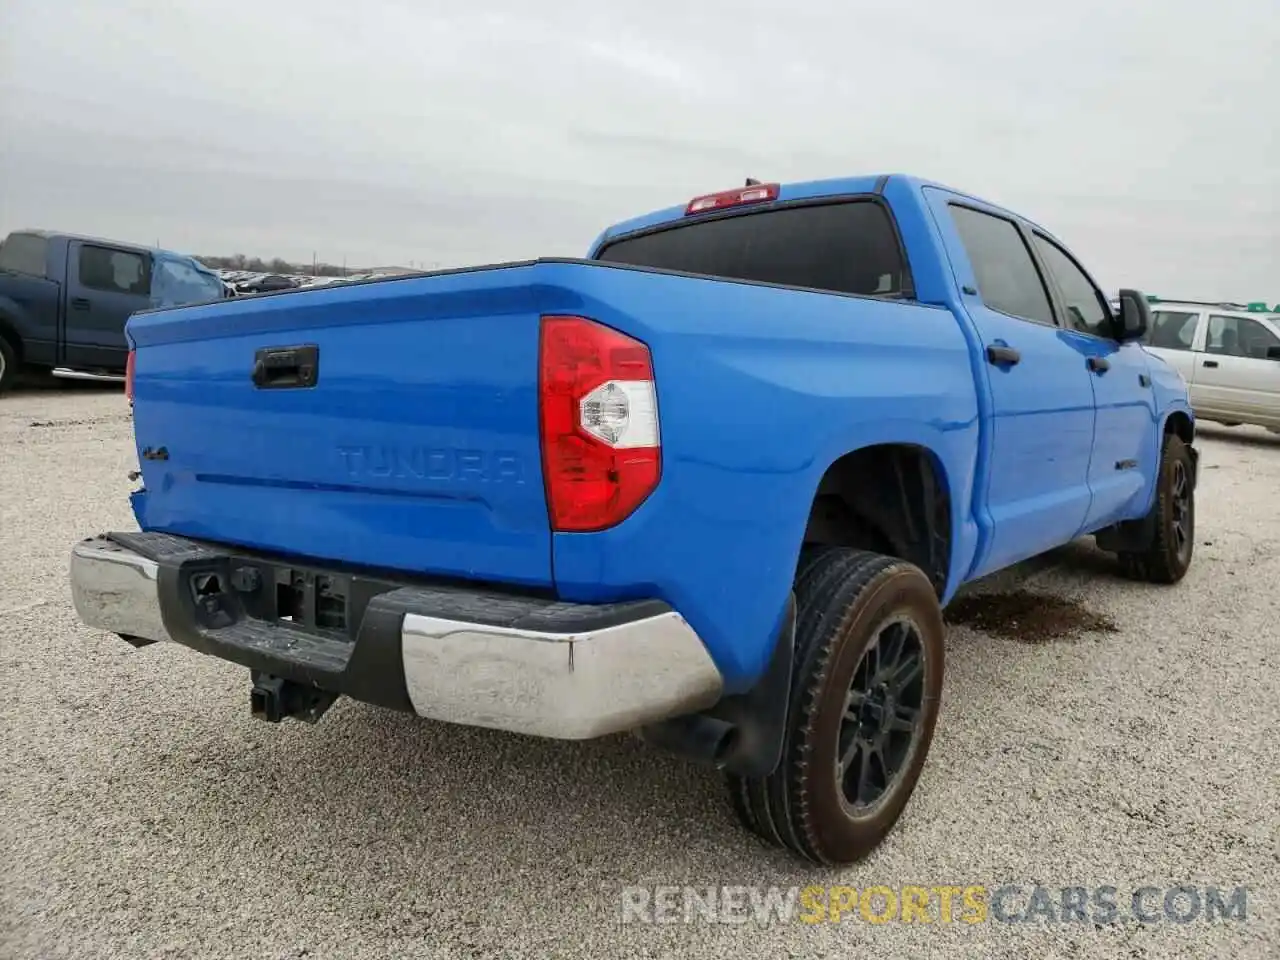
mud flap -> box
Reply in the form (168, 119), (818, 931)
(639, 594), (796, 778)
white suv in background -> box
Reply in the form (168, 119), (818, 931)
(1135, 299), (1280, 432)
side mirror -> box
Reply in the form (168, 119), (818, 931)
(1267, 345), (1280, 361)
(1115, 288), (1150, 343)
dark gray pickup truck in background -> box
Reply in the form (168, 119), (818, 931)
(0, 230), (228, 394)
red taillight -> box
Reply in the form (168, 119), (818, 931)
(125, 350), (136, 404)
(685, 182), (779, 216)
(539, 315), (661, 532)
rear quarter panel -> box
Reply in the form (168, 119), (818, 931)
(0, 236), (66, 366)
(536, 261), (980, 691)
(0, 280), (60, 365)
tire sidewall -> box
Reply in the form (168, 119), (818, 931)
(1157, 436), (1194, 575)
(0, 335), (15, 392)
(801, 567), (945, 861)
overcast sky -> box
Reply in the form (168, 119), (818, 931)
(1, 0), (1277, 296)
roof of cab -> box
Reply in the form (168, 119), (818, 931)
(8, 228), (154, 256)
(1151, 301), (1280, 320)
(1146, 296), (1274, 316)
(589, 173), (1051, 253)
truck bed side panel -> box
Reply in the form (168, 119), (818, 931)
(537, 262), (981, 691)
(0, 277), (60, 366)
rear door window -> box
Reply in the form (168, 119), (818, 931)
(596, 200), (910, 298)
(1146, 311), (1198, 351)
(948, 205), (1055, 325)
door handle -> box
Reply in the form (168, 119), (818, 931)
(1203, 360), (1219, 368)
(985, 344), (1021, 367)
(71, 297), (91, 310)
(1087, 356), (1110, 374)
(1139, 374), (1151, 388)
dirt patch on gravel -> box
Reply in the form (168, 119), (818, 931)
(28, 415), (131, 428)
(945, 589), (1119, 642)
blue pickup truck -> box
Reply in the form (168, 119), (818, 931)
(69, 174), (1197, 865)
(0, 230), (227, 393)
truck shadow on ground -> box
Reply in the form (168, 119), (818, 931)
(1194, 422), (1280, 450)
(100, 541), (1136, 910)
(958, 536), (1132, 588)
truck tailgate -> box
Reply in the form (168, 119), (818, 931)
(126, 266), (553, 587)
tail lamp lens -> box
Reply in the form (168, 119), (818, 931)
(538, 315), (660, 532)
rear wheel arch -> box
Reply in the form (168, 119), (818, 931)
(800, 443), (953, 598)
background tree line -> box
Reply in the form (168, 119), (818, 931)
(195, 254), (354, 277)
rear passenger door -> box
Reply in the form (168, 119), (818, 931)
(1028, 232), (1158, 532)
(63, 241), (153, 370)
(926, 190), (1097, 577)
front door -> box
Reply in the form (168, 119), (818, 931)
(927, 190), (1098, 578)
(1028, 232), (1158, 531)
(61, 241), (153, 371)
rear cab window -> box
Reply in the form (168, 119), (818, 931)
(0, 232), (50, 278)
(595, 199), (911, 298)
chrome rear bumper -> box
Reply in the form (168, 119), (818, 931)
(69, 534), (723, 739)
(70, 538), (168, 644)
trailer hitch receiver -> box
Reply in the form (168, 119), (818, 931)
(250, 671), (339, 724)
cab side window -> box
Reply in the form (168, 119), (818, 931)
(0, 232), (49, 277)
(1206, 315), (1280, 359)
(1031, 234), (1112, 338)
(949, 205), (1055, 325)
(79, 245), (151, 296)
(1146, 311), (1198, 351)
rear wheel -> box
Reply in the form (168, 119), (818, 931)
(0, 335), (18, 395)
(725, 547), (945, 865)
(1116, 434), (1195, 584)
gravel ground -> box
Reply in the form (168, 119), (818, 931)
(2, 384), (1277, 960)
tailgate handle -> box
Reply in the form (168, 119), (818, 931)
(252, 345), (319, 389)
